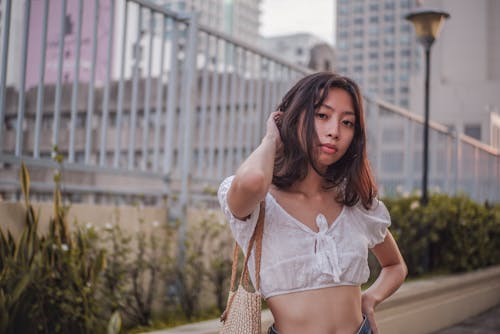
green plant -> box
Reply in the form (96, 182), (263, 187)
(0, 164), (41, 333)
(0, 163), (111, 333)
(383, 193), (500, 277)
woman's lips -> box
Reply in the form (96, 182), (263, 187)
(320, 144), (338, 154)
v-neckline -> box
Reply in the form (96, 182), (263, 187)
(267, 192), (345, 234)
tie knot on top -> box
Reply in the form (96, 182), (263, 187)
(316, 213), (329, 234)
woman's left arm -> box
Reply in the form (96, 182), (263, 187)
(362, 231), (407, 334)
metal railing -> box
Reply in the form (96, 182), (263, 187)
(0, 0), (498, 206)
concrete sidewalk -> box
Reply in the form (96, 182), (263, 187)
(145, 266), (500, 334)
(433, 304), (500, 334)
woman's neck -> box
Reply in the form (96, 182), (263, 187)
(287, 166), (332, 198)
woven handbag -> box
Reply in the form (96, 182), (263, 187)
(220, 202), (265, 334)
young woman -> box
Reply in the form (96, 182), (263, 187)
(218, 72), (407, 334)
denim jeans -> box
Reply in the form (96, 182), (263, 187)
(267, 315), (372, 334)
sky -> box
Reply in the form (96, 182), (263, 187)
(259, 0), (337, 45)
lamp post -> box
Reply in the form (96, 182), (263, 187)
(405, 9), (449, 205)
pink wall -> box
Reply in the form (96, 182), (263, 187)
(26, 0), (113, 89)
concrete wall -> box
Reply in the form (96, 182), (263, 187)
(0, 201), (168, 237)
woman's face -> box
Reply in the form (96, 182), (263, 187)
(301, 88), (356, 170)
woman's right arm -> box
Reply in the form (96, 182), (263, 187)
(227, 111), (283, 219)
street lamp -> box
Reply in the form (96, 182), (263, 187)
(405, 8), (449, 205)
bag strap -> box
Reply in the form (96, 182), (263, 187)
(221, 201), (265, 322)
(239, 201), (265, 291)
(227, 201), (265, 292)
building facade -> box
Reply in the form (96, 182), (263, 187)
(336, 0), (500, 148)
(261, 33), (330, 69)
(335, 0), (417, 109)
(157, 0), (261, 45)
(409, 0), (500, 148)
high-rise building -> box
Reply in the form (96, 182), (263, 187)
(335, 0), (417, 108)
(261, 33), (333, 70)
(409, 0), (500, 148)
(156, 0), (261, 45)
(336, 0), (500, 148)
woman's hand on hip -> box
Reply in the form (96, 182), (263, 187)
(361, 292), (379, 334)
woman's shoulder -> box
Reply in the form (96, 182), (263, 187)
(349, 197), (389, 216)
(346, 198), (391, 247)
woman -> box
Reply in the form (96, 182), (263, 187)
(218, 72), (407, 334)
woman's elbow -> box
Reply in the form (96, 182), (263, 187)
(233, 171), (268, 197)
(399, 260), (408, 283)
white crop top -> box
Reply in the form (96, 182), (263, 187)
(218, 176), (391, 299)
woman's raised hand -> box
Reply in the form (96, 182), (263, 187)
(265, 111), (284, 151)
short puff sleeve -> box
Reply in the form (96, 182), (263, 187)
(354, 199), (391, 248)
(217, 176), (260, 251)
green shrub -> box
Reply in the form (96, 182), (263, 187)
(0, 164), (108, 334)
(383, 193), (500, 277)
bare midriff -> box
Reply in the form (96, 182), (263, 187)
(267, 285), (363, 334)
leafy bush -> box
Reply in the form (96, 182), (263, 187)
(383, 194), (500, 276)
(0, 164), (109, 334)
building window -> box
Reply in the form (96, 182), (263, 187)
(400, 49), (411, 57)
(354, 18), (364, 25)
(400, 0), (411, 9)
(400, 35), (410, 45)
(369, 16), (379, 23)
(339, 6), (349, 15)
(354, 30), (364, 37)
(338, 67), (348, 74)
(384, 14), (395, 22)
(384, 62), (395, 70)
(353, 5), (364, 14)
(369, 3), (379, 11)
(384, 87), (395, 95)
(384, 74), (394, 83)
(401, 24), (411, 33)
(339, 31), (349, 38)
(384, 26), (395, 34)
(353, 40), (363, 49)
(464, 124), (481, 140)
(384, 2), (395, 10)
(369, 63), (379, 71)
(338, 55), (349, 62)
(338, 41), (348, 50)
(384, 50), (395, 58)
(369, 39), (379, 47)
(369, 26), (379, 36)
(384, 37), (395, 46)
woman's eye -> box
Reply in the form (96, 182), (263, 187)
(343, 120), (355, 128)
(316, 113), (327, 119)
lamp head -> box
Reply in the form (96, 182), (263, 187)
(405, 9), (450, 49)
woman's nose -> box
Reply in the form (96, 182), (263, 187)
(327, 121), (340, 139)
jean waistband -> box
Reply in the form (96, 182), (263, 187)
(268, 315), (371, 334)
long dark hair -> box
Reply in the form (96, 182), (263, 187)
(273, 72), (377, 209)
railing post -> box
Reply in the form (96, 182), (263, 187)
(177, 12), (198, 267)
(15, 0), (31, 157)
(0, 0), (12, 154)
(404, 118), (413, 194)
